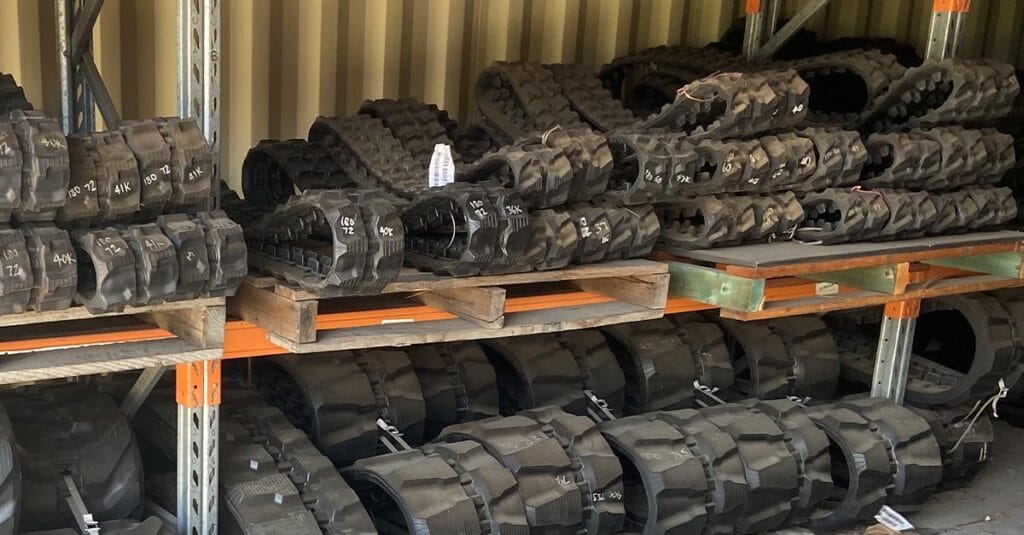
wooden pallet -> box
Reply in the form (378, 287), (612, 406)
(662, 230), (1024, 320)
(0, 297), (225, 384)
(228, 259), (669, 353)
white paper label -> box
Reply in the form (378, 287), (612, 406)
(875, 505), (914, 532)
(815, 282), (839, 296)
(428, 144), (455, 188)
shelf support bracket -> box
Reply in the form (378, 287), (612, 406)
(871, 300), (920, 404)
(926, 0), (971, 60)
(177, 360), (220, 535)
(753, 0), (831, 61)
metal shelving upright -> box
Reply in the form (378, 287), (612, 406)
(53, 1), (222, 533)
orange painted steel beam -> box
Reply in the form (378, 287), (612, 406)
(0, 327), (173, 353)
(884, 299), (921, 319)
(176, 360), (221, 407)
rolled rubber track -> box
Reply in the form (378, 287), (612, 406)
(600, 319), (696, 415)
(439, 415), (585, 534)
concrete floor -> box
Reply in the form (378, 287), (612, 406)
(906, 421), (1024, 534)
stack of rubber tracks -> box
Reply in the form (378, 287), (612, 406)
(285, 397), (947, 534)
(862, 58), (1020, 132)
(655, 185), (1017, 250)
(635, 68), (811, 139)
(793, 186), (1016, 244)
(244, 189), (404, 292)
(0, 210), (244, 315)
(605, 127), (865, 203)
(860, 127), (1015, 189)
(401, 183), (657, 277)
(1, 112), (213, 225)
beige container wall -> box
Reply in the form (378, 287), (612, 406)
(2, 0), (1023, 193)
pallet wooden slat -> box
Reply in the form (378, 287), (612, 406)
(234, 259), (671, 351)
(0, 338), (219, 385)
(271, 300), (663, 353)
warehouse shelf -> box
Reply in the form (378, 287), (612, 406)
(0, 297), (224, 384)
(18, 0), (989, 532)
(228, 259), (669, 354)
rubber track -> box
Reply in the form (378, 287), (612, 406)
(655, 409), (746, 534)
(792, 127), (866, 189)
(461, 141), (572, 209)
(72, 227), (136, 313)
(695, 404), (799, 533)
(520, 406), (625, 535)
(353, 349), (427, 447)
(401, 184), (499, 277)
(545, 64), (637, 132)
(57, 133), (101, 225)
(836, 397), (943, 512)
(405, 342), (499, 441)
(795, 188), (873, 244)
(656, 195), (735, 251)
(119, 223), (177, 305)
(478, 188), (531, 274)
(246, 189), (369, 290)
(419, 440), (530, 534)
(151, 116), (213, 209)
(989, 288), (1024, 395)
(789, 49), (906, 126)
(0, 227), (31, 314)
(0, 72), (32, 115)
(743, 399), (832, 526)
(908, 404), (993, 490)
(475, 61), (585, 141)
(309, 114), (427, 198)
(0, 401), (19, 535)
(359, 97), (465, 170)
(88, 130), (142, 221)
(666, 315), (734, 392)
(241, 139), (354, 208)
(118, 120), (174, 217)
(555, 330), (627, 415)
(535, 127), (612, 203)
(804, 405), (893, 529)
(907, 294), (1017, 406)
(714, 318), (793, 399)
(765, 316), (841, 400)
(522, 208), (577, 272)
(479, 334), (587, 416)
(347, 190), (404, 292)
(264, 353), (379, 466)
(863, 59), (1019, 132)
(220, 419), (323, 533)
(597, 414), (708, 534)
(0, 119), (24, 223)
(20, 223), (76, 311)
(343, 449), (480, 534)
(2, 385), (143, 531)
(439, 415), (585, 533)
(228, 398), (377, 534)
(10, 110), (71, 221)
(599, 319), (696, 415)
(638, 69), (809, 140)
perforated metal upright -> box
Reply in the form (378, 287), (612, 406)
(54, 1), (223, 532)
(741, 0), (971, 403)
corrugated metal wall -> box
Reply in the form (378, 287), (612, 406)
(2, 0), (1023, 192)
